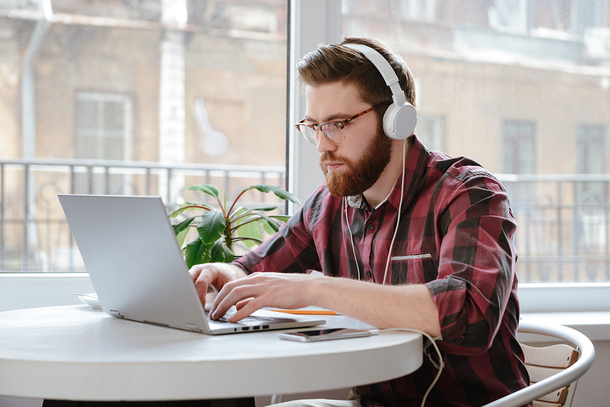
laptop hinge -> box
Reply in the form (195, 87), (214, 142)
(187, 323), (202, 332)
(110, 310), (124, 318)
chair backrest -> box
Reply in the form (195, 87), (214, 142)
(483, 321), (595, 407)
(521, 343), (579, 407)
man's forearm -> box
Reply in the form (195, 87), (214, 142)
(308, 276), (442, 337)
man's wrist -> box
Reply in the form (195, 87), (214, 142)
(305, 272), (332, 308)
(226, 263), (247, 280)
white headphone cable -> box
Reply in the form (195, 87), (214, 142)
(345, 197), (362, 281)
(380, 327), (444, 407)
(382, 138), (407, 285)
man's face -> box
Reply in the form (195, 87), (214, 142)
(304, 82), (392, 197)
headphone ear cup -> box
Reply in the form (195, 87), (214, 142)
(382, 102), (417, 140)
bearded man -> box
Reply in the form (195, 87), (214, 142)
(190, 37), (529, 407)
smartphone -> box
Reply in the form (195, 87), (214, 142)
(279, 328), (379, 342)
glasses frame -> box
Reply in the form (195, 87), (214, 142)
(295, 105), (380, 146)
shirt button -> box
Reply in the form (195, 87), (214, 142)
(367, 224), (375, 231)
(365, 271), (372, 279)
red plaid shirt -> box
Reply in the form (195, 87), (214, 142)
(236, 136), (529, 406)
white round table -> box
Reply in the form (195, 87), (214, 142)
(0, 305), (422, 401)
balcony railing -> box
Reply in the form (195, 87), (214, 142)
(0, 159), (608, 283)
(497, 173), (610, 283)
(0, 158), (286, 273)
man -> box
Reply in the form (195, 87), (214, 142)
(190, 37), (529, 407)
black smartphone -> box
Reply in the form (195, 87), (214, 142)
(278, 328), (379, 342)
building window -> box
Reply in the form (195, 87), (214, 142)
(503, 120), (536, 174)
(576, 124), (606, 202)
(576, 124), (607, 254)
(502, 120), (536, 202)
(74, 93), (133, 194)
(400, 0), (435, 21)
(416, 115), (445, 151)
(489, 0), (531, 32)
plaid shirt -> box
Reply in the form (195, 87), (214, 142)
(236, 136), (529, 406)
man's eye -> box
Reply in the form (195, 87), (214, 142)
(332, 121), (345, 129)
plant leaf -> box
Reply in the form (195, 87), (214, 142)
(197, 210), (227, 244)
(184, 239), (213, 268)
(229, 207), (251, 222)
(269, 214), (291, 222)
(209, 240), (235, 263)
(244, 184), (301, 204)
(172, 216), (196, 248)
(233, 236), (264, 245)
(169, 202), (214, 218)
(245, 206), (278, 212)
(251, 184), (300, 204)
(188, 184), (220, 200)
(258, 213), (281, 234)
(235, 216), (263, 249)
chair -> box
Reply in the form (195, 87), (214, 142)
(483, 321), (595, 407)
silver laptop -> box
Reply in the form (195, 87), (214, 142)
(58, 194), (325, 335)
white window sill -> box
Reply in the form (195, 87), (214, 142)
(0, 273), (94, 311)
(521, 311), (610, 342)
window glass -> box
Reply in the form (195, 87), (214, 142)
(0, 0), (287, 272)
(342, 0), (610, 284)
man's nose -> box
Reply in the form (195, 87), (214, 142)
(316, 133), (338, 154)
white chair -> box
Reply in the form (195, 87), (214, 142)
(483, 321), (595, 407)
(272, 322), (595, 407)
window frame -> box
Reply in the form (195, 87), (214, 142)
(1, 0), (609, 316)
(75, 92), (133, 163)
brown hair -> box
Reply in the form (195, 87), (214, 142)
(296, 37), (417, 118)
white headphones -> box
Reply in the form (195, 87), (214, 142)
(344, 43), (417, 140)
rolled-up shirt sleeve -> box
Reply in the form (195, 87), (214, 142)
(234, 187), (326, 275)
(426, 170), (518, 355)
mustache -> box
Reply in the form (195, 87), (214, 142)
(319, 152), (348, 164)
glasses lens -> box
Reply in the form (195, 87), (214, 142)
(320, 122), (344, 144)
(297, 125), (318, 145)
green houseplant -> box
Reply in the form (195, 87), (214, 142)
(169, 184), (300, 268)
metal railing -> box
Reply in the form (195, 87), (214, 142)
(497, 173), (610, 283)
(0, 158), (286, 273)
(0, 159), (608, 283)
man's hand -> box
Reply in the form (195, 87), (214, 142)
(195, 266), (441, 337)
(210, 272), (322, 322)
(189, 263), (247, 309)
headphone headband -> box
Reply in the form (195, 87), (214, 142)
(344, 43), (406, 107)
(343, 43), (417, 140)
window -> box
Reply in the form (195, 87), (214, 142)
(0, 0), (288, 308)
(503, 121), (537, 175)
(575, 124), (607, 257)
(75, 92), (133, 194)
(502, 120), (537, 203)
(400, 0), (435, 22)
(2, 0), (610, 313)
(489, 0), (531, 32)
(576, 124), (606, 204)
(416, 115), (445, 151)
(339, 0), (610, 311)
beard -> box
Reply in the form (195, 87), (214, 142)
(319, 128), (392, 197)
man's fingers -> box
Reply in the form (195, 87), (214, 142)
(193, 274), (211, 303)
(227, 299), (262, 322)
(188, 265), (202, 282)
(190, 264), (222, 305)
(211, 279), (263, 320)
(235, 297), (253, 311)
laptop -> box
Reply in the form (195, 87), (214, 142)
(58, 194), (325, 335)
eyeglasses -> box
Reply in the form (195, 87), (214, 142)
(295, 106), (378, 146)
